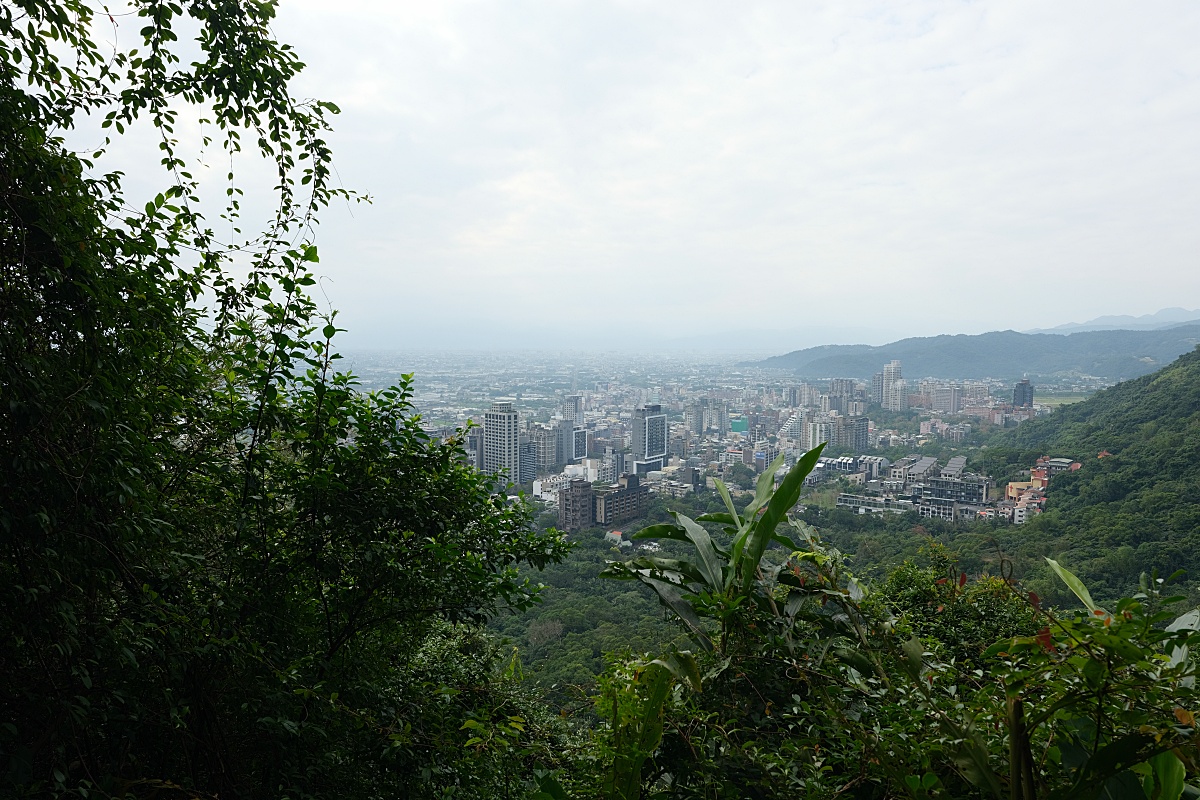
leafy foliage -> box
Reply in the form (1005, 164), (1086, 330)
(587, 452), (1200, 799)
(0, 2), (568, 797)
(982, 346), (1200, 605)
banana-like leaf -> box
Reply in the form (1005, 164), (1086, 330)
(641, 575), (713, 651)
(743, 451), (788, 520)
(954, 732), (1006, 799)
(715, 478), (741, 529)
(695, 512), (737, 528)
(832, 646), (874, 676)
(1147, 751), (1187, 800)
(900, 636), (924, 681)
(772, 532), (802, 551)
(739, 444), (825, 592)
(673, 512), (727, 593)
(631, 523), (689, 542)
(1046, 557), (1103, 615)
(628, 556), (708, 587)
(649, 650), (703, 692)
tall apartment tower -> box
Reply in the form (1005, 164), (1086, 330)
(1013, 379), (1034, 408)
(483, 401), (521, 479)
(684, 401), (705, 435)
(871, 373), (885, 405)
(562, 394), (584, 425)
(632, 404), (668, 473)
(882, 360), (907, 411)
(829, 378), (856, 398)
(933, 386), (963, 415)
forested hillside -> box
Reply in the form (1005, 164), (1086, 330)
(980, 345), (1200, 602)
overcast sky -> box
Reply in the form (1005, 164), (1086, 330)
(257, 1), (1200, 352)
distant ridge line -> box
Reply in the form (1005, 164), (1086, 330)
(748, 325), (1200, 380)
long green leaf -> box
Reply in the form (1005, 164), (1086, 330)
(714, 478), (740, 528)
(649, 650), (703, 692)
(743, 451), (788, 519)
(1046, 557), (1102, 614)
(695, 512), (737, 528)
(673, 512), (726, 592)
(630, 523), (689, 542)
(739, 443), (824, 592)
(954, 732), (1006, 800)
(641, 576), (713, 651)
(1154, 751), (1187, 800)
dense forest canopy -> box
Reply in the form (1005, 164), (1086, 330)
(1, 2), (568, 797)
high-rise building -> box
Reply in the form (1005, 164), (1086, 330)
(684, 400), (706, 435)
(518, 437), (537, 484)
(572, 427), (588, 461)
(557, 479), (595, 532)
(829, 378), (856, 398)
(871, 373), (885, 405)
(632, 404), (668, 472)
(882, 360), (906, 411)
(834, 416), (870, 453)
(803, 420), (832, 452)
(933, 386), (963, 415)
(465, 427), (485, 470)
(555, 419), (579, 465)
(1013, 379), (1034, 408)
(483, 401), (520, 479)
(593, 474), (651, 525)
(562, 394), (584, 425)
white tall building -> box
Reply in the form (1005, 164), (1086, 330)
(484, 401), (521, 478)
(882, 360), (907, 411)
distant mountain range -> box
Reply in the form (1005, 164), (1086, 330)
(1024, 307), (1200, 334)
(750, 325), (1200, 380)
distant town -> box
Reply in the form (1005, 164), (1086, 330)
(347, 351), (1097, 534)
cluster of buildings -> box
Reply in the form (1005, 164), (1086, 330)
(833, 455), (991, 521)
(834, 453), (1080, 524)
(985, 455), (1081, 524)
(428, 357), (1062, 533)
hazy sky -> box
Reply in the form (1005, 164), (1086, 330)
(260, 1), (1200, 351)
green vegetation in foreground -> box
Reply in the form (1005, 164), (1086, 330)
(574, 450), (1200, 799)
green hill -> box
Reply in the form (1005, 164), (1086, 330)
(749, 325), (1200, 380)
(983, 345), (1200, 602)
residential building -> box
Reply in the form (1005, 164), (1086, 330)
(1013, 379), (1034, 408)
(483, 402), (520, 479)
(933, 386), (962, 415)
(518, 438), (537, 484)
(594, 474), (651, 525)
(557, 479), (595, 532)
(882, 360), (906, 411)
(632, 404), (668, 473)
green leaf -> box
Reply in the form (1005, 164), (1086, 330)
(672, 512), (727, 593)
(640, 576), (713, 651)
(630, 523), (689, 542)
(738, 443), (824, 592)
(1149, 751), (1186, 800)
(901, 636), (924, 680)
(714, 478), (740, 528)
(649, 650), (703, 692)
(1046, 557), (1102, 614)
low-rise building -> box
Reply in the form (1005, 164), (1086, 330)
(594, 474), (651, 526)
